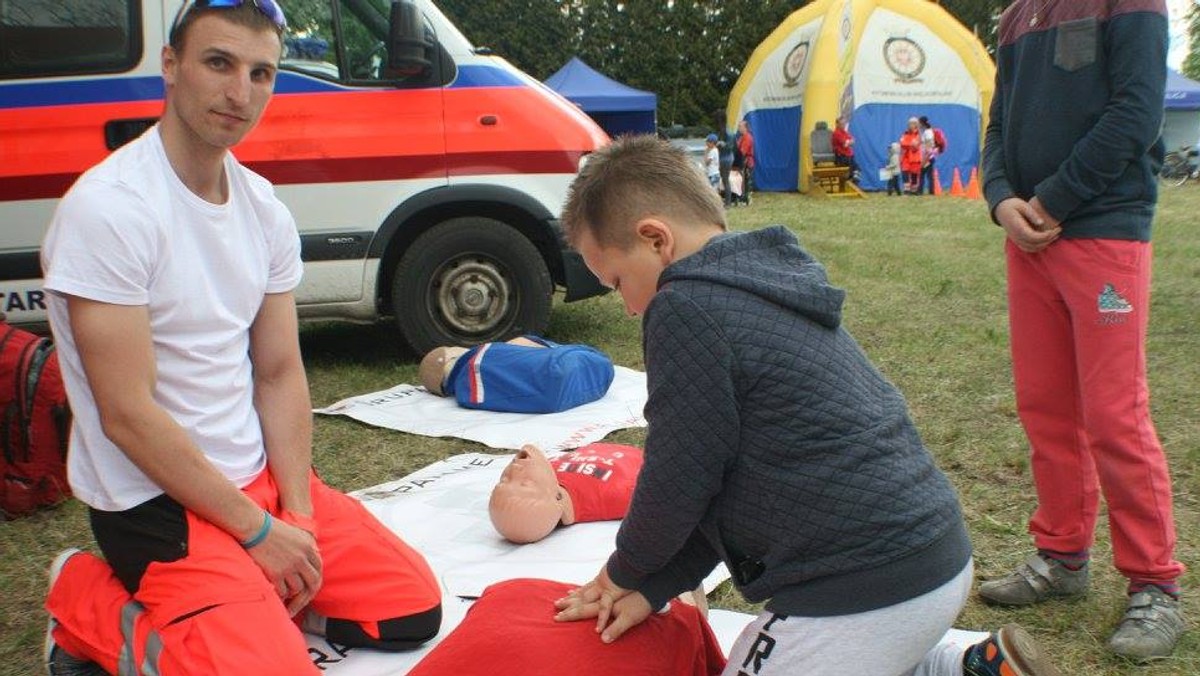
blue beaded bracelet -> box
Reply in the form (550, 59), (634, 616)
(241, 511), (272, 549)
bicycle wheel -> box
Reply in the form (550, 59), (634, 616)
(1159, 153), (1189, 187)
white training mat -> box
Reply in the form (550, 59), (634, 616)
(314, 366), (648, 451)
(304, 451), (737, 674)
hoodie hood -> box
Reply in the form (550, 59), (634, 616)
(659, 225), (845, 329)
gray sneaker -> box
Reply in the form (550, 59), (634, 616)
(978, 553), (1089, 606)
(1108, 586), (1186, 660)
(45, 549), (105, 676)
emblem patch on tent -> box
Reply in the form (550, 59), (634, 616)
(884, 37), (925, 81)
(783, 41), (811, 87)
(1098, 283), (1133, 314)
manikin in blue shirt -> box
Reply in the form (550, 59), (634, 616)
(418, 336), (615, 414)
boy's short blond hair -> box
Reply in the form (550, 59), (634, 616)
(562, 135), (726, 250)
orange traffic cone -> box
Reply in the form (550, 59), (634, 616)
(949, 167), (964, 197)
(965, 166), (982, 200)
(932, 167), (943, 196)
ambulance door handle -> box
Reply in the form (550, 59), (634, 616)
(105, 117), (159, 150)
(479, 115), (497, 126)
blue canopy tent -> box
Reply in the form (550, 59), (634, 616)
(545, 57), (657, 137)
(1163, 69), (1200, 151)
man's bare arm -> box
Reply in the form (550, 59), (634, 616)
(250, 292), (313, 519)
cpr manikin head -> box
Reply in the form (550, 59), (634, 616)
(489, 444), (576, 543)
(420, 337), (545, 396)
(418, 346), (468, 396)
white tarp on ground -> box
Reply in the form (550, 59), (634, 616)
(313, 366), (648, 451)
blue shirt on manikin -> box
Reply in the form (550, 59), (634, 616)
(443, 337), (615, 414)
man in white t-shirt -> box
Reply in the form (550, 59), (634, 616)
(41, 3), (440, 674)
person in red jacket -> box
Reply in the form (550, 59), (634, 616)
(831, 116), (860, 183)
(900, 117), (925, 194)
(735, 119), (755, 204)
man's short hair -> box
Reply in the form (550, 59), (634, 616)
(562, 135), (726, 250)
(170, 1), (284, 52)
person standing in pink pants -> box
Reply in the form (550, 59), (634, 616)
(979, 0), (1185, 661)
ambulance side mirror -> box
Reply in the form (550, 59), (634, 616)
(388, 1), (432, 77)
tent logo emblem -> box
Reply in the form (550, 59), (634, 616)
(782, 41), (810, 87)
(883, 37), (926, 82)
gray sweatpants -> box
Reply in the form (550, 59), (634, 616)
(722, 561), (975, 676)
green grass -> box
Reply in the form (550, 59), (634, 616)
(3, 188), (1197, 674)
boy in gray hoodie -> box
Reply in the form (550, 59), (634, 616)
(551, 135), (1058, 676)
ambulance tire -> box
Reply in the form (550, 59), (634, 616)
(392, 217), (553, 354)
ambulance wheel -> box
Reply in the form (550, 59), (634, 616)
(392, 217), (553, 354)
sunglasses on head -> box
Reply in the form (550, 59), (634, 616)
(172, 0), (288, 35)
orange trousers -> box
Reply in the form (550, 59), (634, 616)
(46, 470), (441, 675)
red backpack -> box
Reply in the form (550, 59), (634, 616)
(933, 128), (948, 154)
(1, 319), (72, 519)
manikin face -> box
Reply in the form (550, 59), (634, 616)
(489, 445), (565, 543)
(574, 227), (667, 317)
(496, 445), (559, 495)
(162, 14), (281, 152)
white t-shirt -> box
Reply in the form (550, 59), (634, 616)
(705, 146), (720, 178)
(41, 127), (302, 511)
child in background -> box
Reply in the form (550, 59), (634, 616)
(884, 142), (902, 196)
(727, 163), (746, 206)
(551, 135), (1059, 676)
(704, 133), (721, 193)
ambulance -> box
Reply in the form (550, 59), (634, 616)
(0, 0), (609, 354)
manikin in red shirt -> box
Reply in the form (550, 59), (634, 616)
(488, 442), (642, 544)
(418, 448), (721, 675)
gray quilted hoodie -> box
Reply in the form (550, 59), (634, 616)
(606, 225), (972, 616)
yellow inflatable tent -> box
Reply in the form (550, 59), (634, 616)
(728, 0), (994, 192)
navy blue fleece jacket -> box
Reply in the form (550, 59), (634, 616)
(605, 226), (971, 617)
(983, 0), (1168, 240)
